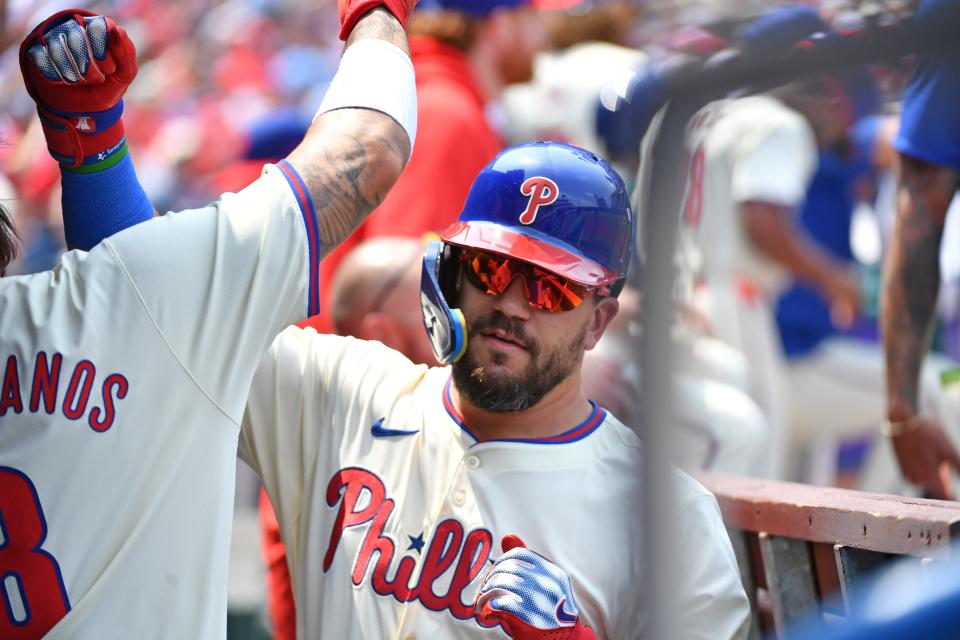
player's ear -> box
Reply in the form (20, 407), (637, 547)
(583, 296), (619, 351)
(0, 203), (18, 277)
(358, 312), (406, 353)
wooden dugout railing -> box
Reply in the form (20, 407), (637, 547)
(698, 472), (960, 639)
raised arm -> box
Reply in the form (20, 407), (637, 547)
(16, 4), (419, 416)
(19, 2), (416, 256)
(284, 8), (413, 258)
(19, 10), (153, 250)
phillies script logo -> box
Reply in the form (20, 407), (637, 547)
(324, 467), (499, 623)
(519, 177), (559, 225)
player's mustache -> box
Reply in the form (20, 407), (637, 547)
(469, 313), (536, 353)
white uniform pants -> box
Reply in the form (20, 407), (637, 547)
(785, 337), (960, 494)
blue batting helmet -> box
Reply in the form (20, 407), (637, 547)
(420, 141), (634, 364)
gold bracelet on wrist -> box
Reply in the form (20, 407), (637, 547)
(881, 414), (925, 437)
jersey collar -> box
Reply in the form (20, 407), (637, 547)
(441, 377), (606, 446)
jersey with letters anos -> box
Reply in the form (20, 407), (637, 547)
(240, 329), (751, 640)
(0, 162), (319, 639)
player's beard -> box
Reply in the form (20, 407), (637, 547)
(451, 311), (587, 412)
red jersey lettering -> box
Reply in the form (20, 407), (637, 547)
(88, 374), (129, 433)
(323, 468), (496, 622)
(5, 352), (127, 432)
(1, 355), (23, 416)
(29, 352), (62, 414)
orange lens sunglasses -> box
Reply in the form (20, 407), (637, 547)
(458, 247), (610, 312)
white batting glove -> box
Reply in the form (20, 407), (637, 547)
(475, 535), (598, 640)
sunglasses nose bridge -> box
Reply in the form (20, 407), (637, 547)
(493, 272), (534, 316)
(489, 258), (555, 312)
(485, 257), (527, 293)
(501, 263), (542, 308)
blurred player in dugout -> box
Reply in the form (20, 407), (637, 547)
(668, 15), (960, 493)
(502, 4), (771, 478)
(881, 0), (960, 500)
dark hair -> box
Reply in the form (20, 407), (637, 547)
(0, 203), (19, 276)
(548, 1), (639, 50)
(408, 10), (482, 51)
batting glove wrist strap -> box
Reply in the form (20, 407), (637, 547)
(480, 615), (598, 640)
(36, 101), (127, 170)
(20, 9), (137, 168)
(337, 0), (418, 40)
(567, 620), (598, 640)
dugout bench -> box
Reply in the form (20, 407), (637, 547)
(698, 472), (960, 639)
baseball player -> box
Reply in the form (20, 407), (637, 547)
(670, 68), (960, 487)
(0, 3), (417, 637)
(882, 0), (960, 498)
(671, 83), (847, 478)
(241, 142), (751, 639)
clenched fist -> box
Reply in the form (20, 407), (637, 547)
(20, 10), (137, 167)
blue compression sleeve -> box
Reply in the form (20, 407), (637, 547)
(59, 147), (153, 251)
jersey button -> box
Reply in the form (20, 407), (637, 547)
(465, 455), (480, 469)
(452, 490), (466, 507)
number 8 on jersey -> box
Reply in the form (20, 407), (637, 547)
(0, 467), (71, 640)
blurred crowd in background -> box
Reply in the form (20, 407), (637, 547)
(0, 0), (933, 290)
(5, 0), (958, 466)
(2, 0), (343, 274)
(0, 0), (936, 291)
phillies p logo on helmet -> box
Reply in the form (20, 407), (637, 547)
(519, 177), (559, 225)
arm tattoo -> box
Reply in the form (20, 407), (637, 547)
(346, 8), (409, 53)
(285, 7), (410, 258)
(883, 156), (959, 415)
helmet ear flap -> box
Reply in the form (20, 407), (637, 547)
(438, 243), (462, 303)
(420, 241), (468, 364)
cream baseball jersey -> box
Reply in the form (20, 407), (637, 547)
(0, 162), (319, 639)
(677, 95), (817, 298)
(240, 329), (751, 639)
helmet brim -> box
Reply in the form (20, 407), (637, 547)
(440, 221), (621, 288)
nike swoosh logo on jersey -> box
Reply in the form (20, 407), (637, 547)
(555, 599), (578, 624)
(371, 417), (419, 438)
